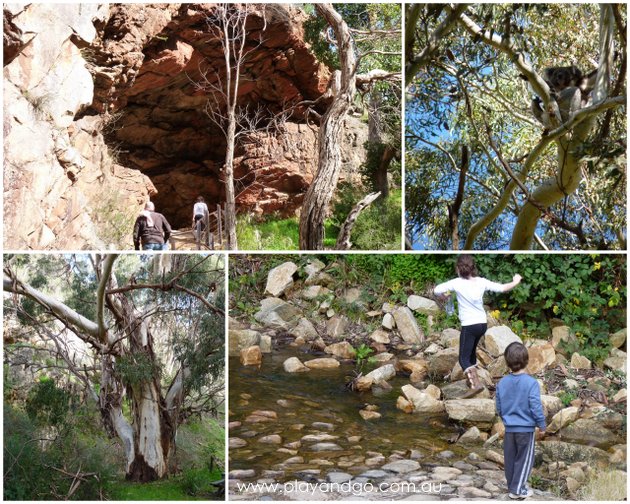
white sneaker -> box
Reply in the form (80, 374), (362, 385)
(508, 493), (525, 500)
(520, 487), (534, 498)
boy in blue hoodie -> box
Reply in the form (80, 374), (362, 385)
(496, 342), (546, 499)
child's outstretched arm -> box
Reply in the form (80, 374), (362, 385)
(500, 274), (522, 292)
(434, 279), (455, 298)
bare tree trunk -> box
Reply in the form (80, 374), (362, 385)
(224, 118), (238, 249)
(335, 191), (381, 249)
(299, 4), (357, 250)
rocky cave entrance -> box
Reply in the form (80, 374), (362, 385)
(90, 4), (330, 230)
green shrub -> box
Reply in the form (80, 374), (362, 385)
(180, 467), (222, 498)
(475, 254), (626, 362)
(4, 403), (116, 500)
(25, 376), (70, 427)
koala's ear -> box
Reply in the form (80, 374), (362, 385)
(581, 68), (598, 93)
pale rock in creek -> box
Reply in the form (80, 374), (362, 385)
(427, 347), (459, 377)
(326, 315), (348, 338)
(370, 328), (391, 344)
(440, 328), (460, 348)
(301, 285), (330, 300)
(304, 358), (340, 370)
(265, 261), (297, 297)
(393, 306), (424, 344)
(401, 384), (445, 414)
(324, 341), (356, 359)
(604, 350), (627, 373)
(381, 459), (420, 473)
(541, 395), (564, 418)
(547, 406), (579, 433)
(570, 352), (592, 369)
(551, 325), (578, 355)
(228, 329), (260, 356)
(407, 295), (440, 316)
(444, 399), (496, 423)
(290, 318), (319, 341)
(283, 356), (309, 373)
(359, 409), (381, 421)
(254, 297), (301, 331)
(382, 312), (395, 330)
(610, 328), (626, 349)
(526, 342), (556, 374)
(240, 345), (262, 366)
(483, 326), (522, 357)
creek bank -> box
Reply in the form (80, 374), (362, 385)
(229, 259), (627, 500)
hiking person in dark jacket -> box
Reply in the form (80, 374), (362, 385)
(133, 201), (172, 250)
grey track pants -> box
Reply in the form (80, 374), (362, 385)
(503, 431), (536, 495)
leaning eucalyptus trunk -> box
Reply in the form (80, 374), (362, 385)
(299, 4), (357, 250)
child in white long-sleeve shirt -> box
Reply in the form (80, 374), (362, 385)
(434, 255), (521, 396)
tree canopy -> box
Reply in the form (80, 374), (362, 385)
(406, 4), (626, 250)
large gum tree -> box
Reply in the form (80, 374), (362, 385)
(3, 253), (225, 482)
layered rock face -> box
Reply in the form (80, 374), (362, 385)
(4, 3), (367, 248)
(4, 4), (156, 249)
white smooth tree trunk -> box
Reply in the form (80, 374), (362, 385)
(510, 4), (615, 249)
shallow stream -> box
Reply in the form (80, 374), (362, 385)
(229, 347), (464, 482)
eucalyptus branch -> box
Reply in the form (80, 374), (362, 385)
(406, 4), (469, 86)
(96, 254), (117, 344)
(456, 8), (560, 125)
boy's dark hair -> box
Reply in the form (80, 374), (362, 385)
(504, 342), (529, 372)
(456, 255), (478, 279)
(197, 196), (205, 203)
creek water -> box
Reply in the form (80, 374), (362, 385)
(229, 347), (465, 481)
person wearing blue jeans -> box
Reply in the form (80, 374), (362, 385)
(496, 342), (546, 499)
(133, 201), (172, 250)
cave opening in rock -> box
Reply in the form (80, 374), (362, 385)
(93, 3), (331, 230)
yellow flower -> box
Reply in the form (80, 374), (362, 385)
(552, 305), (559, 314)
(593, 262), (601, 271)
(490, 309), (500, 319)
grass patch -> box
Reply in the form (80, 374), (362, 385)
(236, 214), (340, 250)
(576, 469), (627, 500)
(92, 417), (226, 500)
(236, 214), (299, 250)
(107, 467), (223, 501)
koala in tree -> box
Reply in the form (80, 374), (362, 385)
(543, 65), (584, 92)
(531, 66), (597, 125)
